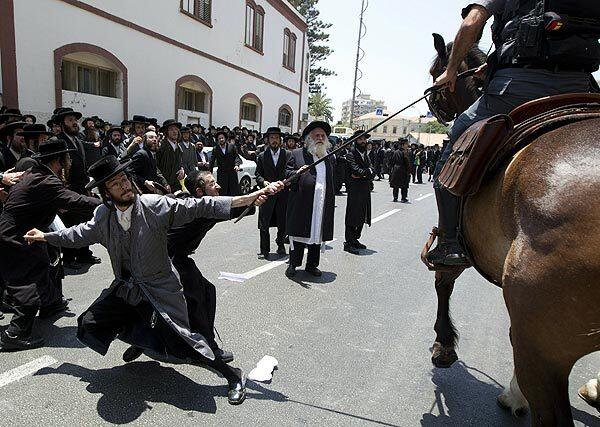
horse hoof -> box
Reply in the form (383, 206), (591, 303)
(497, 394), (528, 417)
(578, 382), (600, 413)
(431, 343), (458, 368)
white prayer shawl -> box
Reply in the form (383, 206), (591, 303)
(290, 156), (326, 250)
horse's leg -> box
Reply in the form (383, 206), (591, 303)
(431, 269), (463, 368)
(578, 371), (600, 412)
(497, 369), (529, 416)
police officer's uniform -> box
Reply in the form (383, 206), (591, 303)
(429, 0), (599, 266)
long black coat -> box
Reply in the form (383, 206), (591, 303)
(129, 148), (168, 193)
(285, 148), (335, 241)
(0, 164), (100, 307)
(389, 149), (411, 188)
(209, 143), (242, 196)
(59, 132), (88, 194)
(255, 148), (290, 230)
(156, 140), (183, 192)
(345, 148), (373, 227)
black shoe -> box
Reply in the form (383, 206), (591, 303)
(0, 331), (44, 351)
(393, 198), (398, 202)
(38, 298), (69, 319)
(63, 260), (82, 270)
(426, 240), (469, 267)
(123, 345), (144, 363)
(343, 243), (360, 255)
(78, 255), (101, 265)
(305, 266), (322, 277)
(259, 251), (270, 261)
(353, 241), (367, 250)
(401, 198), (409, 203)
(285, 265), (297, 278)
(276, 245), (286, 256)
(214, 348), (234, 363)
(228, 369), (247, 405)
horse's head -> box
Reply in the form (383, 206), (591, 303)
(428, 33), (487, 124)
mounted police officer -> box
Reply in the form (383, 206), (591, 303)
(428, 0), (600, 267)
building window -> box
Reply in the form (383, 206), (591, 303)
(180, 0), (211, 25)
(241, 102), (258, 122)
(283, 29), (296, 71)
(245, 1), (264, 53)
(178, 87), (206, 113)
(278, 106), (292, 128)
(383, 125), (388, 134)
(62, 60), (117, 98)
(392, 126), (397, 134)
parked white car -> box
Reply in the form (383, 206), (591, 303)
(203, 147), (257, 194)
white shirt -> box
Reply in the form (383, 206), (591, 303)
(270, 148), (280, 166)
(168, 139), (178, 151)
(220, 145), (227, 155)
(116, 205), (133, 231)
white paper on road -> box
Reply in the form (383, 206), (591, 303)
(218, 272), (248, 283)
(0, 356), (58, 388)
(248, 355), (278, 382)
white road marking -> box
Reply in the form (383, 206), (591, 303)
(415, 193), (433, 201)
(0, 356), (57, 388)
(371, 209), (401, 224)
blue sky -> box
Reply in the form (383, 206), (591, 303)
(317, 0), (493, 122)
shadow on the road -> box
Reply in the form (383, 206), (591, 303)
(420, 361), (529, 426)
(36, 361), (222, 424)
(289, 271), (337, 288)
(35, 322), (85, 349)
(63, 264), (93, 276)
(356, 248), (378, 256)
(572, 406), (600, 426)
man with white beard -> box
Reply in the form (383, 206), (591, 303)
(285, 121), (335, 278)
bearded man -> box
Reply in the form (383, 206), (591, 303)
(124, 115), (149, 157)
(157, 120), (185, 192)
(179, 126), (197, 176)
(129, 131), (169, 194)
(25, 155), (285, 405)
(0, 121), (28, 170)
(209, 130), (242, 196)
(101, 127), (126, 159)
(285, 121), (335, 278)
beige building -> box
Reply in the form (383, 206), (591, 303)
(408, 132), (447, 147)
(353, 110), (438, 140)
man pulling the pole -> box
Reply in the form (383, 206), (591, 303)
(24, 155), (285, 405)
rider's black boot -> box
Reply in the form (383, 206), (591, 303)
(427, 188), (469, 267)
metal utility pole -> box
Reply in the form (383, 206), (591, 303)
(349, 0), (368, 129)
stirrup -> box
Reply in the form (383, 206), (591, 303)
(421, 227), (470, 271)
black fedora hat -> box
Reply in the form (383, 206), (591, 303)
(23, 114), (37, 124)
(263, 127), (283, 138)
(0, 110), (23, 125)
(17, 123), (53, 138)
(160, 119), (182, 133)
(129, 115), (149, 125)
(284, 133), (300, 142)
(180, 126), (191, 133)
(215, 129), (228, 139)
(301, 121), (331, 139)
(0, 121), (28, 138)
(33, 137), (77, 159)
(352, 129), (371, 140)
(106, 126), (125, 137)
(53, 107), (82, 121)
(85, 155), (133, 190)
(120, 120), (130, 127)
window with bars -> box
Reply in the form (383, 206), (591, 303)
(245, 1), (264, 53)
(241, 102), (258, 122)
(383, 126), (388, 134)
(177, 88), (207, 113)
(392, 126), (397, 134)
(278, 107), (292, 127)
(180, 0), (211, 24)
(283, 29), (296, 71)
(62, 60), (117, 98)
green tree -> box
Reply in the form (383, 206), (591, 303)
(422, 121), (449, 134)
(289, 0), (335, 93)
(308, 92), (333, 122)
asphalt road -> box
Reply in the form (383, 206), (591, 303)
(0, 179), (598, 426)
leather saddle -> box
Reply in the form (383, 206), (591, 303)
(438, 93), (600, 196)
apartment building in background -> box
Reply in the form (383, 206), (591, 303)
(0, 0), (310, 133)
(340, 94), (386, 124)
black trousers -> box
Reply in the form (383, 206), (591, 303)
(6, 305), (38, 337)
(259, 227), (286, 254)
(392, 187), (408, 201)
(79, 291), (239, 383)
(172, 255), (217, 350)
(416, 166), (423, 184)
(289, 242), (320, 268)
(345, 224), (364, 244)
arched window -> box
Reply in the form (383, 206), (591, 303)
(175, 75), (213, 127)
(278, 105), (293, 132)
(239, 93), (263, 130)
(245, 1), (264, 54)
(54, 43), (127, 121)
(283, 28), (297, 71)
(180, 0), (212, 26)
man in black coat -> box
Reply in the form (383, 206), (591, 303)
(157, 120), (185, 192)
(389, 139), (411, 202)
(0, 121), (28, 170)
(344, 130), (373, 254)
(0, 138), (100, 350)
(129, 131), (169, 194)
(209, 130), (242, 196)
(285, 121), (335, 278)
(255, 127), (290, 259)
(101, 127), (126, 159)
(55, 107), (101, 269)
(123, 115), (149, 157)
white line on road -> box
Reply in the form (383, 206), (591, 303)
(0, 356), (57, 388)
(415, 193), (433, 201)
(371, 209), (401, 224)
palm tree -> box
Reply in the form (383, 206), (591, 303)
(309, 92), (333, 122)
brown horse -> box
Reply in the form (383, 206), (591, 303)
(426, 34), (600, 426)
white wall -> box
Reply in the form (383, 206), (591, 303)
(12, 0), (308, 131)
